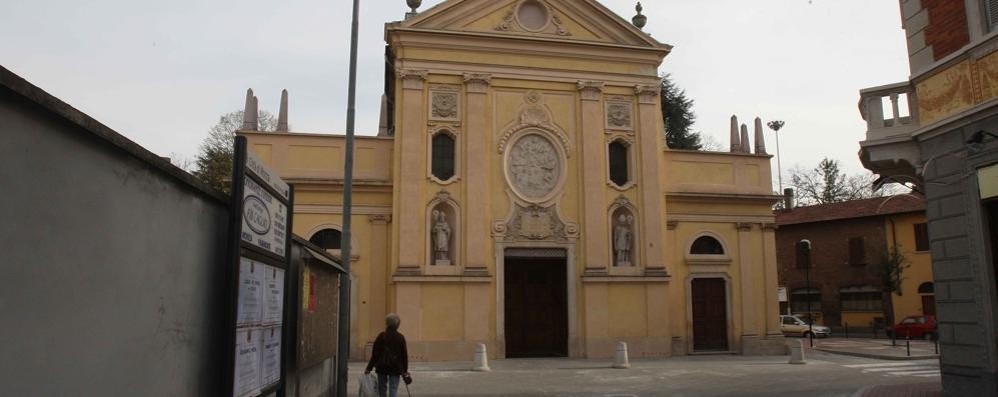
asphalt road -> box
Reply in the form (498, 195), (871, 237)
(348, 350), (940, 397)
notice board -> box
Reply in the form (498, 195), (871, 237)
(226, 136), (293, 397)
(297, 259), (341, 369)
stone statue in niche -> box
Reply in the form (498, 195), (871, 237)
(614, 214), (634, 266)
(432, 209), (452, 265)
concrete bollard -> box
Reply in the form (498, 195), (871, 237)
(613, 341), (631, 369)
(789, 339), (806, 364)
(472, 343), (491, 372)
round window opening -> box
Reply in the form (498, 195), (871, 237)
(517, 0), (550, 31)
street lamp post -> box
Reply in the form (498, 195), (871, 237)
(799, 239), (814, 348)
(337, 0), (360, 396)
(767, 120), (786, 193)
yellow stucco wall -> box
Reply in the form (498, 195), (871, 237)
(242, 0), (785, 361)
(886, 213), (934, 319)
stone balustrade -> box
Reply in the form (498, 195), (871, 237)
(859, 81), (919, 142)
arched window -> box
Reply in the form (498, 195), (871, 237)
(690, 236), (724, 255)
(432, 133), (456, 181)
(608, 140), (629, 187)
(917, 282), (934, 294)
(309, 229), (341, 250)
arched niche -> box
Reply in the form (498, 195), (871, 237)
(608, 196), (639, 270)
(425, 191), (460, 275)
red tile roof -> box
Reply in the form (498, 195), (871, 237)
(775, 195), (925, 226)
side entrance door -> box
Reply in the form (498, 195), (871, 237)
(504, 255), (568, 358)
(692, 277), (728, 351)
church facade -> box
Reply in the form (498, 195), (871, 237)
(241, 0), (785, 361)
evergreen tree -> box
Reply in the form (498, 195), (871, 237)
(193, 110), (276, 192)
(660, 74), (702, 150)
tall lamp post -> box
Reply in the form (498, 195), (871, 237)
(337, 0), (360, 395)
(799, 239), (814, 348)
(767, 120), (786, 193)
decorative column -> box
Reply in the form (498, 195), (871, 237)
(395, 70), (428, 276)
(463, 73), (492, 276)
(762, 223), (783, 339)
(737, 222), (758, 343)
(578, 81), (609, 275)
(635, 85), (667, 276)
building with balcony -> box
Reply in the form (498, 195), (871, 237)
(859, 1), (998, 394)
(239, 0), (787, 361)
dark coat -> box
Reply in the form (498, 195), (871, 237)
(365, 330), (408, 376)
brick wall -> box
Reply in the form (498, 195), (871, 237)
(923, 0), (971, 61)
(776, 217), (888, 327)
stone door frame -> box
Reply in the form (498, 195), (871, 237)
(494, 241), (579, 359)
(685, 273), (735, 354)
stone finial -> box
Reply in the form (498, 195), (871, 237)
(740, 124), (751, 153)
(730, 115), (741, 152)
(754, 117), (767, 154)
(277, 89), (289, 132)
(242, 88), (258, 131)
(632, 2), (647, 30)
(405, 0), (422, 19)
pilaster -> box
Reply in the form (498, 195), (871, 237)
(579, 81), (609, 275)
(736, 222), (757, 339)
(367, 215), (391, 343)
(463, 73), (491, 276)
(635, 85), (667, 275)
(397, 70), (428, 275)
(762, 223), (783, 337)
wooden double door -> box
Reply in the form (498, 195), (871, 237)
(692, 277), (729, 351)
(504, 256), (568, 358)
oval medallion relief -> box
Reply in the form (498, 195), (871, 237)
(505, 133), (563, 202)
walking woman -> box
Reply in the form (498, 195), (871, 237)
(365, 313), (409, 397)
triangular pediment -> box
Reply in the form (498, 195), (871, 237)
(400, 0), (669, 49)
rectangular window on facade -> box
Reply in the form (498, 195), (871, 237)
(848, 237), (866, 266)
(791, 289), (822, 313)
(914, 223), (930, 252)
(840, 288), (884, 312)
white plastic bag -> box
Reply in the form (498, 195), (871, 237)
(358, 373), (378, 397)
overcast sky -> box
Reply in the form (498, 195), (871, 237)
(1, 0), (908, 180)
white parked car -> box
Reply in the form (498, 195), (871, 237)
(780, 315), (831, 338)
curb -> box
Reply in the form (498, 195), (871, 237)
(813, 347), (939, 361)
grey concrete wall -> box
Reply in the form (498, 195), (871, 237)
(0, 86), (229, 395)
(918, 119), (998, 396)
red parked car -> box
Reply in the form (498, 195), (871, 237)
(887, 315), (938, 340)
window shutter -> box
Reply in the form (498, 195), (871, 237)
(914, 223), (930, 252)
(989, 0), (998, 30)
(848, 237), (866, 266)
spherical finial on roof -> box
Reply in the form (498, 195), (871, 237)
(632, 2), (647, 30)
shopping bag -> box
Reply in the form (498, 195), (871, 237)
(358, 373), (378, 397)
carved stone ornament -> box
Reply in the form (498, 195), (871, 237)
(578, 81), (605, 101)
(463, 73), (492, 94)
(430, 87), (460, 121)
(497, 93), (572, 159)
(494, 1), (571, 36)
(635, 84), (660, 104)
(605, 97), (633, 131)
(398, 69), (428, 90)
(501, 203), (572, 242)
(507, 134), (561, 200)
